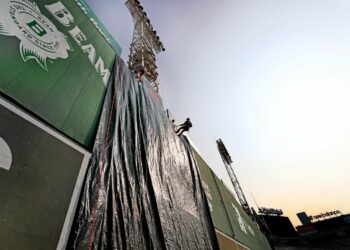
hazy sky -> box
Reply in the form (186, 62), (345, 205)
(87, 0), (350, 226)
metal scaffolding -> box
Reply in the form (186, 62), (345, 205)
(125, 0), (165, 92)
(216, 139), (252, 216)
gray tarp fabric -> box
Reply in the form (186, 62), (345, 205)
(68, 58), (219, 249)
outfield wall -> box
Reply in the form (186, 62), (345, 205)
(193, 150), (272, 250)
(0, 0), (121, 149)
(0, 97), (90, 249)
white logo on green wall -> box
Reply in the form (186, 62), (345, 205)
(0, 0), (72, 70)
(0, 137), (12, 171)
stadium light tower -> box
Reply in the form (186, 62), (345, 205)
(125, 0), (165, 92)
(216, 139), (252, 216)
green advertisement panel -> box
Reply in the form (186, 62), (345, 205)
(0, 0), (120, 148)
(216, 178), (271, 250)
(0, 97), (90, 249)
(193, 149), (271, 250)
(193, 150), (234, 237)
(74, 0), (122, 55)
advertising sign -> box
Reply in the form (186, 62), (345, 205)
(0, 0), (120, 148)
(259, 207), (283, 216)
(193, 149), (271, 250)
(308, 210), (342, 221)
(74, 0), (122, 55)
(0, 97), (90, 249)
(193, 150), (234, 238)
(216, 180), (270, 250)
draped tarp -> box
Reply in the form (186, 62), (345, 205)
(68, 58), (218, 249)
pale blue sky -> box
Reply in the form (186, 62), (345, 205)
(87, 0), (350, 226)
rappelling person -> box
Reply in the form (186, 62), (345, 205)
(171, 119), (176, 129)
(176, 118), (192, 136)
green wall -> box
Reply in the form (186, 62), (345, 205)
(0, 0), (120, 148)
(193, 150), (271, 250)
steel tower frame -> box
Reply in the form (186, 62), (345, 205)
(216, 139), (252, 216)
(125, 0), (165, 92)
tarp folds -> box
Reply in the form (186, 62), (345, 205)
(68, 58), (218, 249)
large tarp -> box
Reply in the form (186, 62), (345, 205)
(0, 0), (120, 148)
(193, 151), (272, 250)
(68, 58), (219, 249)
